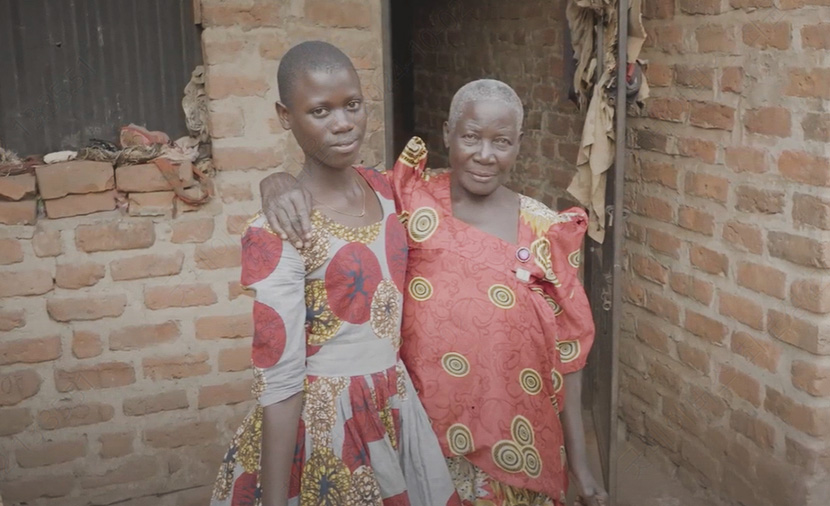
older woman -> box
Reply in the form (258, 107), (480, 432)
(262, 80), (607, 506)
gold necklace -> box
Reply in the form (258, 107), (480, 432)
(312, 172), (367, 218)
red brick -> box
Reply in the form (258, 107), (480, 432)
(0, 308), (25, 331)
(678, 206), (715, 235)
(802, 113), (830, 143)
(0, 199), (37, 225)
(47, 295), (127, 322)
(37, 402), (115, 430)
(109, 321), (181, 351)
(765, 387), (830, 437)
(784, 437), (829, 473)
(731, 0), (774, 6)
(720, 365), (762, 407)
(645, 62), (672, 87)
(689, 101), (735, 130)
(75, 220), (155, 252)
(0, 407), (33, 436)
(35, 160), (114, 199)
(686, 173), (729, 202)
(675, 66), (714, 89)
(144, 421), (219, 448)
(677, 137), (717, 164)
(0, 173), (36, 200)
(669, 273), (714, 305)
(626, 222), (646, 243)
(99, 432), (133, 459)
(730, 410), (775, 449)
(756, 458), (811, 506)
(110, 251), (184, 281)
(0, 238), (23, 264)
(143, 352), (211, 380)
(72, 330), (102, 359)
(690, 384), (728, 419)
(199, 379), (253, 408)
(723, 220), (763, 254)
(206, 68), (269, 100)
(116, 161), (194, 193)
(229, 280), (254, 300)
(744, 107), (791, 137)
(219, 346), (252, 372)
(635, 130), (670, 154)
(696, 24), (736, 53)
(786, 68), (830, 99)
(622, 277), (646, 306)
(743, 22), (791, 50)
(218, 182), (253, 204)
(631, 253), (669, 284)
(690, 245), (728, 276)
(0, 370), (41, 407)
(685, 310), (728, 344)
(195, 243), (241, 269)
(212, 144), (283, 171)
(0, 269), (53, 297)
(201, 0), (287, 27)
(721, 67), (744, 93)
(791, 279), (830, 314)
(802, 23), (830, 49)
(677, 342), (710, 375)
(16, 438), (86, 468)
(55, 262), (105, 289)
(44, 190), (117, 218)
(634, 195), (674, 223)
(636, 319), (671, 352)
(792, 361), (830, 397)
(209, 108), (245, 138)
(640, 161), (678, 189)
(645, 291), (681, 325)
(170, 217), (215, 245)
(123, 390), (188, 416)
(719, 292), (765, 331)
(304, 0), (371, 27)
(54, 362), (135, 392)
(794, 193), (830, 230)
(647, 228), (682, 259)
(737, 262), (786, 300)
(0, 474), (74, 502)
(663, 396), (704, 436)
(144, 283), (217, 310)
(735, 185), (785, 215)
(0, 336), (61, 366)
(195, 314), (254, 340)
(80, 455), (157, 489)
(768, 231), (830, 268)
(651, 24), (685, 53)
(725, 146), (767, 174)
(32, 230), (62, 257)
(679, 0), (723, 14)
(226, 215), (253, 236)
(731, 331), (781, 373)
(644, 414), (680, 451)
(128, 191), (175, 216)
(646, 97), (689, 122)
(644, 0), (676, 17)
(682, 438), (721, 485)
(768, 310), (828, 355)
(648, 362), (685, 393)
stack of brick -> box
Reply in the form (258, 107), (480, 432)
(115, 161), (197, 217)
(0, 171), (38, 225)
(35, 161), (116, 219)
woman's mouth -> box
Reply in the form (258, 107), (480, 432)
(468, 171), (497, 183)
(331, 140), (359, 153)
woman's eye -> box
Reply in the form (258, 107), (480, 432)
(495, 138), (511, 146)
(347, 100), (362, 110)
(311, 108), (328, 117)
(462, 134), (477, 140)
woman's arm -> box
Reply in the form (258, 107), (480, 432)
(261, 392), (303, 506)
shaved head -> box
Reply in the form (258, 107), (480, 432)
(448, 79), (524, 131)
(277, 41), (357, 107)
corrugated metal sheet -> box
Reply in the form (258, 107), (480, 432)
(0, 0), (202, 155)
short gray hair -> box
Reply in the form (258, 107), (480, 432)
(447, 79), (524, 131)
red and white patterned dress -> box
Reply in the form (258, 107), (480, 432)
(211, 166), (460, 506)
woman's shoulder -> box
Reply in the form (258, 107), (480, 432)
(243, 212), (276, 236)
(518, 194), (588, 237)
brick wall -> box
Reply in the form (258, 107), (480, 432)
(0, 1), (386, 504)
(623, 1), (830, 504)
(411, 0), (584, 209)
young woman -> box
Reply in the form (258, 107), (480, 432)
(211, 41), (458, 506)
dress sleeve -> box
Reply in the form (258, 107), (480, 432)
(241, 221), (307, 407)
(388, 136), (429, 214)
(542, 208), (595, 374)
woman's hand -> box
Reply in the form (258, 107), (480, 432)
(260, 172), (313, 249)
(573, 468), (609, 506)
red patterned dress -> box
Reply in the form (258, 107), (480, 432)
(211, 166), (459, 506)
(390, 138), (596, 506)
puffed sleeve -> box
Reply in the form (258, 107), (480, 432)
(388, 136), (429, 215)
(241, 217), (307, 407)
(541, 207), (595, 374)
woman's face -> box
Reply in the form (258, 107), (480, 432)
(277, 67), (367, 171)
(444, 100), (522, 198)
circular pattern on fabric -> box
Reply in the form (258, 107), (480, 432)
(552, 369), (564, 393)
(230, 471), (258, 505)
(447, 423), (475, 455)
(251, 301), (287, 368)
(384, 214), (409, 292)
(519, 368), (543, 396)
(408, 276), (433, 301)
(325, 243), (383, 324)
(492, 440), (524, 473)
(522, 446), (543, 478)
(488, 284), (516, 309)
(511, 415), (535, 447)
(241, 226), (283, 287)
(300, 448), (352, 506)
(558, 340), (580, 363)
(305, 279), (343, 345)
(442, 352), (471, 378)
(371, 279), (401, 346)
(568, 249), (582, 268)
(407, 207), (439, 242)
(350, 465), (383, 505)
(530, 237), (561, 286)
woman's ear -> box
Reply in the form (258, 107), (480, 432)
(275, 102), (291, 130)
(443, 121), (450, 149)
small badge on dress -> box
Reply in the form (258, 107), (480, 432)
(516, 247), (531, 263)
(516, 268), (531, 283)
